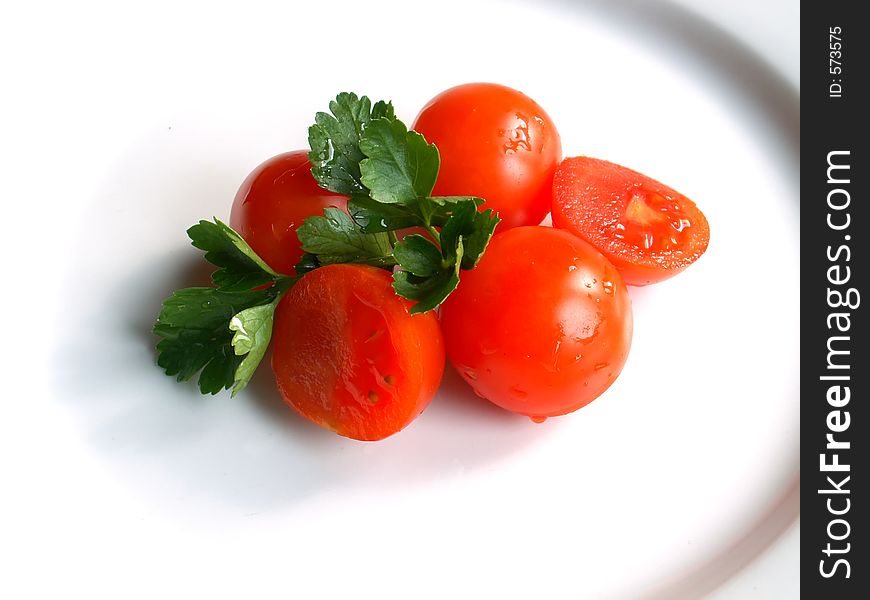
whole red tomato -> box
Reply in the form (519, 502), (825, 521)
(412, 83), (562, 229)
(230, 150), (346, 275)
(440, 226), (632, 420)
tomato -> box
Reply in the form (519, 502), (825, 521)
(271, 264), (445, 441)
(440, 226), (632, 420)
(552, 157), (710, 286)
(230, 150), (347, 275)
(412, 83), (562, 229)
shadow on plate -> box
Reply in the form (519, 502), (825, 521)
(48, 134), (555, 521)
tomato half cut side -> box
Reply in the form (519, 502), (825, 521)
(552, 156), (710, 286)
(271, 264), (445, 441)
(230, 150), (347, 276)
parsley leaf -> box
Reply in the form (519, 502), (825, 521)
(308, 93), (396, 195)
(154, 287), (278, 394)
(438, 200), (501, 269)
(294, 252), (321, 275)
(439, 200), (477, 264)
(296, 207), (393, 265)
(459, 207), (500, 269)
(156, 218), (296, 395)
(358, 118), (440, 204)
(393, 234), (443, 277)
(420, 196), (484, 228)
(303, 93), (500, 312)
(229, 299), (279, 396)
(188, 219), (279, 292)
(393, 239), (463, 314)
(346, 195), (421, 233)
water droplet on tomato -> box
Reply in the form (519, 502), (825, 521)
(543, 340), (562, 373)
(594, 362), (608, 371)
(530, 415), (548, 424)
(509, 387), (528, 400)
(464, 369), (478, 381)
(568, 265), (577, 272)
(602, 281), (614, 295)
(500, 113), (533, 154)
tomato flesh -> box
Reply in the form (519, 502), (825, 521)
(272, 264), (445, 441)
(552, 156), (709, 285)
(230, 150), (347, 276)
(412, 82), (562, 229)
(440, 226), (632, 419)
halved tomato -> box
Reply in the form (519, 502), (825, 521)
(552, 157), (710, 285)
(271, 264), (445, 441)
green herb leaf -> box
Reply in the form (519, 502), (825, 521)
(346, 195), (422, 233)
(459, 208), (500, 269)
(188, 219), (279, 291)
(229, 299), (279, 396)
(423, 196), (484, 227)
(438, 200), (500, 269)
(393, 234), (443, 277)
(154, 287), (278, 394)
(294, 252), (321, 275)
(438, 200), (477, 264)
(296, 207), (392, 265)
(371, 99), (395, 121)
(359, 118), (440, 205)
(393, 239), (464, 314)
(308, 93), (396, 195)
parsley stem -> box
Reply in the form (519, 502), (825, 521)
(275, 275), (300, 294)
(425, 224), (441, 245)
(355, 255), (399, 269)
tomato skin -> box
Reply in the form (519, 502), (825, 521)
(552, 156), (710, 286)
(271, 265), (445, 441)
(412, 83), (562, 229)
(230, 150), (347, 276)
(440, 226), (632, 419)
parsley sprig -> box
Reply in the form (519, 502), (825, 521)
(154, 92), (500, 394)
(154, 220), (296, 395)
(306, 92), (499, 310)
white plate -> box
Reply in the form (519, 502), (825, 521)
(2, 1), (798, 598)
